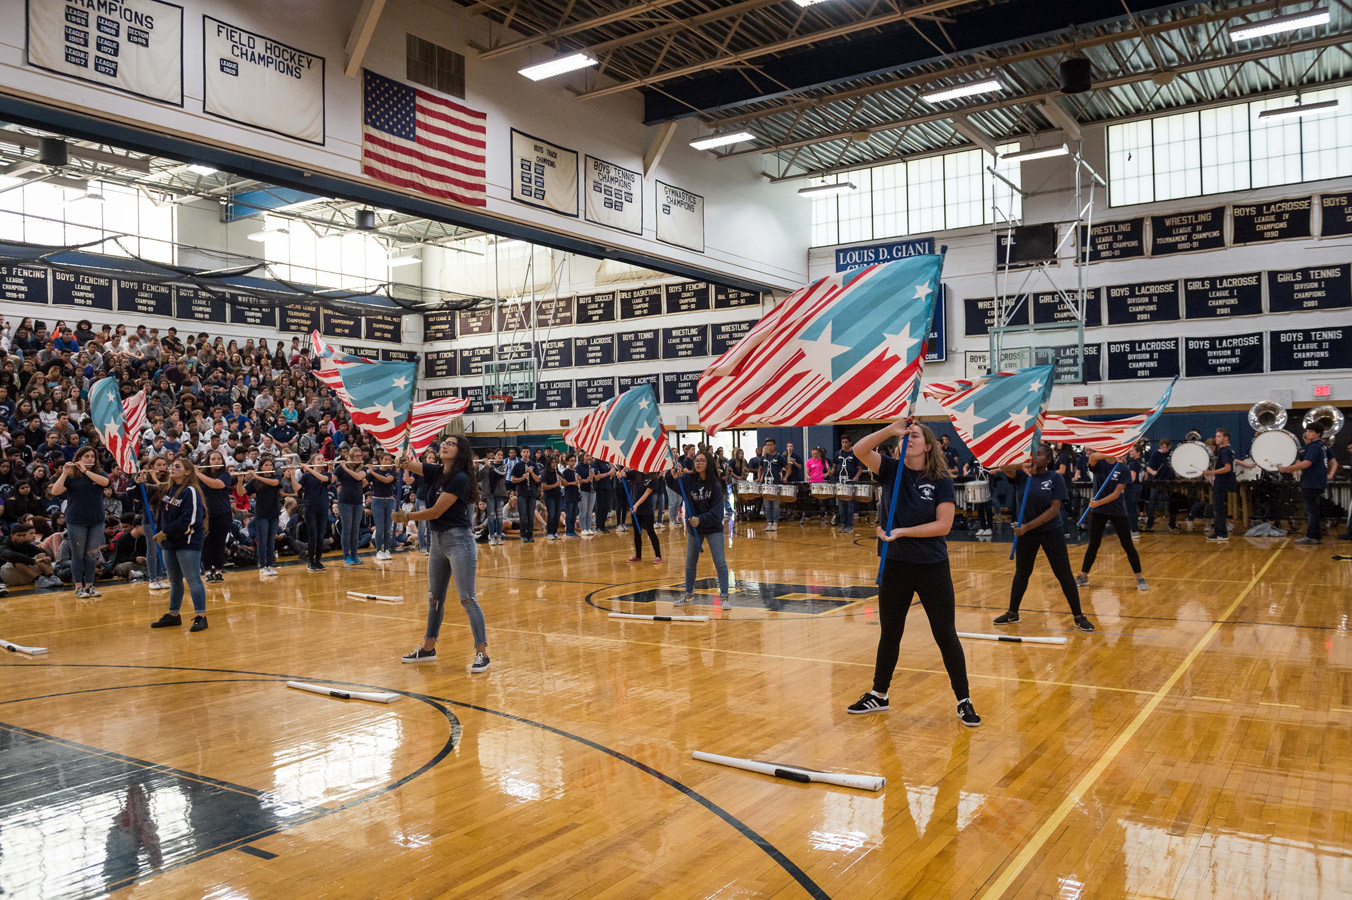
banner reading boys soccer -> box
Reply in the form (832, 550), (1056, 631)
(656, 180), (705, 253)
(26, 0), (184, 105)
(584, 155), (641, 235)
(203, 17), (325, 144)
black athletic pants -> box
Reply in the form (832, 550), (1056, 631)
(203, 513), (231, 572)
(518, 489), (535, 539)
(1212, 486), (1230, 538)
(1144, 483), (1177, 528)
(304, 509), (327, 566)
(631, 513), (661, 559)
(1080, 513), (1141, 574)
(1009, 530), (1082, 616)
(1302, 488), (1323, 540)
(596, 487), (612, 532)
(872, 558), (969, 700)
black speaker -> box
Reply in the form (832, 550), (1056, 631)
(355, 208), (376, 230)
(38, 137), (69, 168)
(1059, 57), (1092, 94)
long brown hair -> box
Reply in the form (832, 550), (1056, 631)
(170, 457), (205, 495)
(908, 424), (951, 482)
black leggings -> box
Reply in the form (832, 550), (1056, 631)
(203, 513), (231, 572)
(1010, 530), (1082, 616)
(631, 514), (661, 559)
(1080, 514), (1141, 574)
(304, 509), (327, 565)
(872, 558), (969, 701)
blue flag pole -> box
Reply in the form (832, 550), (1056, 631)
(877, 428), (910, 586)
(1078, 461), (1122, 525)
(1009, 474), (1033, 561)
(619, 474), (638, 533)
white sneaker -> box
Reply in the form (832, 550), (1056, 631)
(149, 580), (169, 592)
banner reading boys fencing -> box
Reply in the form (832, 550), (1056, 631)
(26, 0), (184, 105)
(203, 17), (325, 144)
(584, 155), (641, 235)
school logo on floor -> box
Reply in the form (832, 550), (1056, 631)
(597, 579), (877, 614)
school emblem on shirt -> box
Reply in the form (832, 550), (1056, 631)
(918, 483), (935, 500)
(1041, 479), (1053, 491)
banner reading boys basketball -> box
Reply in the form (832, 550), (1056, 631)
(27, 0), (184, 105)
(584, 155), (641, 235)
(202, 17), (325, 144)
(656, 181), (705, 253)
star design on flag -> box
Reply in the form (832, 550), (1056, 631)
(878, 321), (919, 362)
(636, 423), (656, 442)
(638, 397), (651, 410)
(914, 282), (934, 301)
(948, 395), (987, 436)
(392, 376), (409, 389)
(796, 321), (850, 380)
(599, 437), (625, 457)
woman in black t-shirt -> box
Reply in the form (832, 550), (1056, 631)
(246, 458), (283, 576)
(996, 446), (1093, 632)
(197, 450), (234, 584)
(50, 445), (109, 598)
(846, 420), (978, 727)
(396, 436), (489, 673)
(623, 468), (663, 564)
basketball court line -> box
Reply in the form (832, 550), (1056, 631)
(973, 539), (1288, 900)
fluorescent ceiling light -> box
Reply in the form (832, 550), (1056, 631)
(1002, 143), (1070, 163)
(798, 181), (858, 197)
(1229, 7), (1329, 42)
(186, 164), (218, 176)
(792, 0), (832, 5)
(1257, 98), (1340, 121)
(387, 253), (421, 267)
(247, 224), (289, 241)
(689, 131), (755, 151)
(920, 78), (1003, 104)
(519, 52), (597, 81)
(65, 189), (103, 205)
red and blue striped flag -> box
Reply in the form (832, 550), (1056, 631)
(564, 385), (672, 473)
(90, 377), (147, 473)
(923, 365), (1056, 467)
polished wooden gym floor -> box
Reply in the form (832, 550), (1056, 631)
(2, 519), (1349, 900)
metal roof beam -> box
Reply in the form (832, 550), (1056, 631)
(478, 0), (689, 59)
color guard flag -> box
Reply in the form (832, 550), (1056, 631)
(1039, 378), (1177, 458)
(698, 255), (942, 434)
(923, 365), (1056, 467)
(564, 384), (672, 472)
(90, 378), (146, 473)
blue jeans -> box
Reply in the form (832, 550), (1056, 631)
(545, 492), (562, 536)
(165, 546), (206, 615)
(1125, 485), (1140, 533)
(488, 494), (506, 539)
(425, 528), (486, 645)
(839, 497), (855, 529)
(565, 497), (579, 534)
(255, 516), (278, 567)
(517, 490), (535, 539)
(765, 498), (780, 524)
(416, 498), (429, 550)
(372, 497), (395, 552)
(684, 528), (729, 596)
(666, 488), (683, 523)
(338, 502), (363, 558)
(67, 521), (103, 585)
(579, 492), (596, 531)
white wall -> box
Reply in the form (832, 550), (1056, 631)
(0, 0), (809, 290)
(810, 123), (1352, 414)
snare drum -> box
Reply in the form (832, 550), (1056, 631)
(1251, 429), (1300, 473)
(850, 483), (875, 501)
(774, 483), (798, 500)
(1235, 457), (1261, 482)
(809, 483), (835, 498)
(1169, 441), (1213, 479)
(832, 483), (854, 498)
(734, 480), (760, 499)
(760, 484), (780, 498)
(965, 480), (991, 504)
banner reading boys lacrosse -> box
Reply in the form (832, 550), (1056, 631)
(203, 17), (325, 144)
(584, 155), (641, 235)
(26, 0), (184, 105)
(656, 180), (705, 253)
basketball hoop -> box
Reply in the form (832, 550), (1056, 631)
(488, 393), (513, 413)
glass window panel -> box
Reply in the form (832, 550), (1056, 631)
(986, 143), (1022, 224)
(138, 190), (175, 264)
(809, 174), (840, 247)
(0, 187), (22, 244)
(1200, 104), (1251, 194)
(1250, 96), (1304, 188)
(944, 148), (985, 229)
(836, 168), (873, 245)
(907, 155), (946, 233)
(871, 161), (907, 238)
(1151, 111), (1201, 201)
(23, 183), (65, 246)
(1301, 85), (1352, 182)
(1107, 120), (1154, 206)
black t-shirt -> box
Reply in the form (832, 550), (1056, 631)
(299, 471), (329, 512)
(1215, 446), (1238, 491)
(541, 468), (559, 492)
(836, 450), (860, 481)
(335, 466), (365, 505)
(577, 461), (593, 493)
(1014, 470), (1068, 534)
(627, 473), (660, 516)
(247, 477), (281, 518)
(510, 460), (532, 493)
(1090, 459), (1130, 517)
(62, 473), (106, 526)
(1300, 440), (1328, 490)
(1147, 449), (1173, 480)
(591, 460), (612, 493)
(876, 455), (956, 564)
(422, 463), (472, 530)
(561, 467), (580, 502)
(202, 480), (232, 518)
(370, 466), (397, 499)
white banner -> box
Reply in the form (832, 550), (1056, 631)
(584, 155), (641, 235)
(511, 129), (578, 216)
(203, 17), (324, 144)
(26, 0), (183, 105)
(656, 180), (704, 253)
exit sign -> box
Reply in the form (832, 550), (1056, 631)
(1314, 384), (1331, 398)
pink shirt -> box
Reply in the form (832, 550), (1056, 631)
(807, 458), (826, 483)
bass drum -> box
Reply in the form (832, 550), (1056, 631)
(1235, 456), (1261, 482)
(1170, 441), (1213, 479)
(1251, 429), (1300, 473)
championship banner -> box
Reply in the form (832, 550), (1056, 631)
(584, 155), (641, 234)
(511, 129), (578, 216)
(656, 181), (705, 253)
(203, 17), (324, 144)
(26, 0), (184, 106)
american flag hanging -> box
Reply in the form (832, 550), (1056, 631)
(89, 378), (146, 473)
(564, 385), (672, 473)
(923, 365), (1056, 468)
(362, 69), (487, 208)
(697, 256), (942, 434)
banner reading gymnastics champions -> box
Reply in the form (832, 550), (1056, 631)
(27, 0), (184, 105)
(203, 17), (325, 144)
(656, 181), (705, 252)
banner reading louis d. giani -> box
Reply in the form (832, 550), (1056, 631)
(27, 0), (184, 105)
(203, 17), (324, 144)
(656, 181), (704, 253)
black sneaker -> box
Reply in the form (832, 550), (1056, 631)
(1075, 573), (1089, 586)
(307, 563), (326, 572)
(993, 611), (1020, 625)
(847, 692), (889, 714)
(151, 613), (181, 628)
(402, 646), (436, 664)
(190, 616), (208, 633)
(1074, 615), (1096, 633)
(470, 652), (490, 673)
(957, 699), (981, 727)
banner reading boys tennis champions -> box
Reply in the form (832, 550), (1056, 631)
(26, 0), (184, 105)
(656, 180), (704, 253)
(202, 17), (325, 144)
(584, 155), (641, 235)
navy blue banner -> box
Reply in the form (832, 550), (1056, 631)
(1183, 273), (1262, 319)
(175, 287), (228, 324)
(576, 290), (616, 324)
(1104, 280), (1180, 325)
(0, 264), (49, 305)
(1106, 338), (1180, 381)
(619, 285), (662, 320)
(617, 328), (660, 363)
(423, 309), (456, 341)
(51, 270), (112, 310)
(115, 278), (173, 318)
(662, 370), (702, 404)
(228, 303), (277, 329)
(1269, 327), (1351, 371)
(1184, 332), (1264, 378)
(1267, 264), (1351, 313)
(662, 325), (708, 360)
(574, 333), (615, 367)
(834, 237), (934, 272)
(537, 338), (573, 370)
(710, 319), (754, 356)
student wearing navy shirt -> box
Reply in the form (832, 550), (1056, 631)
(995, 446), (1094, 631)
(150, 458), (208, 633)
(560, 455), (581, 537)
(291, 461), (332, 571)
(753, 438), (787, 531)
(1125, 445), (1144, 539)
(333, 449), (367, 565)
(1077, 452), (1146, 589)
(665, 448), (730, 605)
(1281, 425), (1334, 544)
(835, 435), (861, 533)
(624, 469), (663, 563)
(246, 457), (282, 576)
(1202, 429), (1238, 542)
(50, 445), (108, 598)
(591, 456), (613, 534)
(196, 450), (235, 584)
(845, 421), (978, 727)
(396, 436), (489, 673)
(540, 456), (563, 540)
(577, 453), (596, 536)
(1143, 438), (1178, 532)
(509, 451), (535, 544)
(368, 452), (398, 560)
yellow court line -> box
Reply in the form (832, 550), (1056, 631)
(1333, 708), (1352, 715)
(975, 538), (1287, 900)
(233, 601), (1154, 698)
(1190, 695), (1232, 703)
(1258, 701), (1301, 709)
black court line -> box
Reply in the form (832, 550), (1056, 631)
(0, 663), (832, 900)
(238, 846), (278, 860)
(584, 581), (877, 624)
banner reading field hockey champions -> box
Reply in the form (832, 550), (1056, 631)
(584, 155), (641, 235)
(656, 180), (704, 253)
(202, 17), (324, 144)
(26, 0), (184, 105)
